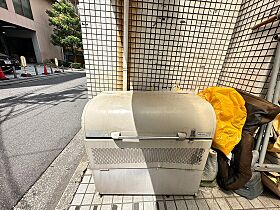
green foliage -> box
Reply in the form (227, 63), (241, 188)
(46, 0), (82, 61)
(71, 62), (82, 69)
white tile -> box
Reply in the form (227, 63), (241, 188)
(80, 206), (91, 210)
(175, 200), (187, 210)
(236, 196), (253, 209)
(226, 197), (242, 210)
(101, 205), (112, 210)
(122, 196), (133, 203)
(82, 175), (92, 183)
(122, 203), (133, 210)
(82, 194), (95, 205)
(86, 184), (96, 193)
(71, 194), (84, 205)
(77, 184), (88, 194)
(165, 201), (176, 209)
(195, 199), (210, 210)
(249, 198), (265, 209)
(215, 198), (230, 210)
(206, 199), (221, 210)
(185, 200), (198, 210)
(112, 195), (123, 204)
(102, 196), (113, 204)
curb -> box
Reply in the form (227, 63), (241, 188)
(0, 71), (85, 87)
(55, 156), (89, 210)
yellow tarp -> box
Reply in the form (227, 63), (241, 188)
(198, 87), (247, 155)
(268, 114), (280, 152)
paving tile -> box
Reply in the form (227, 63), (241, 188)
(143, 195), (156, 202)
(89, 176), (95, 184)
(92, 194), (103, 205)
(102, 196), (113, 204)
(86, 184), (96, 194)
(77, 184), (89, 194)
(195, 199), (210, 210)
(113, 195), (123, 204)
(82, 175), (92, 183)
(165, 200), (176, 209)
(185, 200), (198, 210)
(85, 169), (93, 175)
(111, 204), (122, 210)
(68, 206), (76, 210)
(80, 206), (91, 210)
(71, 194), (84, 205)
(101, 204), (112, 210)
(225, 197), (243, 210)
(268, 195), (280, 207)
(249, 198), (265, 209)
(143, 202), (157, 210)
(201, 188), (213, 198)
(211, 188), (223, 198)
(205, 199), (221, 210)
(236, 197), (253, 209)
(90, 205), (101, 210)
(138, 202), (144, 210)
(122, 203), (133, 210)
(219, 189), (234, 197)
(82, 194), (95, 205)
(258, 195), (276, 208)
(195, 190), (204, 199)
(215, 198), (230, 210)
(123, 196), (133, 203)
(133, 196), (143, 203)
(156, 201), (165, 210)
(130, 202), (142, 210)
(175, 200), (188, 210)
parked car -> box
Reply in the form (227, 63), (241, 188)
(0, 53), (21, 73)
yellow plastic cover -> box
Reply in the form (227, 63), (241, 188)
(198, 87), (247, 155)
(268, 114), (280, 152)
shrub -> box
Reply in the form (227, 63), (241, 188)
(71, 63), (82, 69)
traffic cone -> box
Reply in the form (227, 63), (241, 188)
(43, 65), (48, 75)
(0, 67), (9, 80)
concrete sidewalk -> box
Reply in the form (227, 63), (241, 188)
(57, 162), (280, 210)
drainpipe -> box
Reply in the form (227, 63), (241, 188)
(123, 0), (129, 91)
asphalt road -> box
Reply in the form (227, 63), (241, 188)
(0, 72), (88, 209)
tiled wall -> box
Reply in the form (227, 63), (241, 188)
(79, 0), (124, 98)
(79, 0), (280, 98)
(128, 0), (241, 91)
(218, 0), (280, 96)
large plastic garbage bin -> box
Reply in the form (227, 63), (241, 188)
(82, 91), (216, 195)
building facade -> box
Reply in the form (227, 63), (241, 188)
(0, 0), (62, 63)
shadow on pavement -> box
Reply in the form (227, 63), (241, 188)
(0, 84), (87, 123)
(0, 72), (86, 90)
(0, 80), (88, 209)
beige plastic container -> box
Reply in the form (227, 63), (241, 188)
(83, 91), (216, 195)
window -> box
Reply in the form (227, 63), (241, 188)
(12, 0), (33, 19)
(0, 0), (7, 9)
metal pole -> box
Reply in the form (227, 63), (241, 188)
(258, 36), (280, 165)
(34, 65), (38, 75)
(255, 126), (265, 150)
(50, 65), (54, 74)
(12, 66), (17, 78)
(123, 0), (129, 91)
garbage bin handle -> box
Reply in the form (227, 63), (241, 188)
(111, 132), (187, 141)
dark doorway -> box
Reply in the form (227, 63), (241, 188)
(5, 36), (37, 63)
